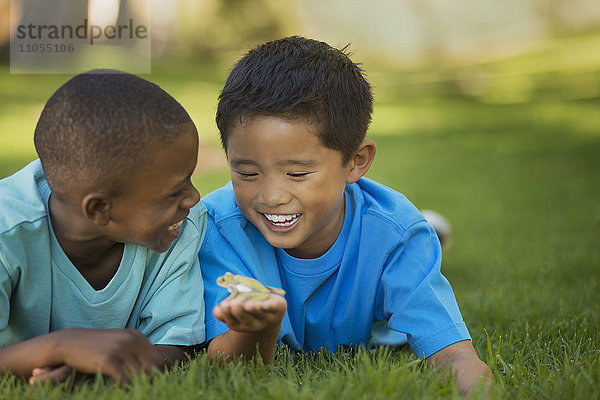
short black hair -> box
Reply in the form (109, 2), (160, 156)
(216, 36), (373, 164)
(34, 69), (196, 195)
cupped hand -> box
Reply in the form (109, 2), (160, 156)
(213, 293), (287, 333)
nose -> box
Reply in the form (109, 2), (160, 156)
(257, 184), (291, 208)
(181, 183), (201, 210)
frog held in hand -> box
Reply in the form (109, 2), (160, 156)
(217, 272), (286, 301)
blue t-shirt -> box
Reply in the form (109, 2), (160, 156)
(0, 160), (207, 346)
(200, 178), (471, 358)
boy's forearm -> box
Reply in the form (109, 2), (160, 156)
(0, 332), (64, 378)
(154, 344), (193, 368)
(2, 328), (164, 383)
(207, 325), (281, 363)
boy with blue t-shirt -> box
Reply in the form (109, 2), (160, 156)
(0, 71), (285, 385)
(199, 37), (491, 395)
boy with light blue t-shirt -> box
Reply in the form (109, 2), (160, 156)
(0, 71), (285, 385)
(199, 37), (492, 395)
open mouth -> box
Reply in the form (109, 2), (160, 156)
(262, 213), (301, 227)
(166, 220), (183, 232)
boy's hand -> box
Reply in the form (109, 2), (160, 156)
(425, 340), (493, 397)
(28, 343), (190, 386)
(207, 294), (287, 363)
(0, 328), (164, 384)
(213, 293), (287, 333)
(51, 328), (163, 384)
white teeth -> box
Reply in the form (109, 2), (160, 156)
(263, 213), (301, 226)
(167, 220), (183, 232)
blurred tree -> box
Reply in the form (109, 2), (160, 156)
(0, 0), (12, 63)
(4, 0), (85, 67)
(535, 0), (600, 35)
(174, 0), (298, 59)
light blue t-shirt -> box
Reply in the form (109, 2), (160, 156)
(0, 160), (207, 347)
(200, 178), (471, 358)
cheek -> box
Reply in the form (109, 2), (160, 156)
(231, 182), (253, 208)
(139, 219), (167, 238)
(140, 206), (176, 232)
(306, 185), (345, 217)
(305, 177), (342, 202)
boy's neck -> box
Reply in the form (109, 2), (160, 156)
(48, 194), (124, 290)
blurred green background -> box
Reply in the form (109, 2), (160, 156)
(1, 1), (599, 397)
(2, 0), (600, 194)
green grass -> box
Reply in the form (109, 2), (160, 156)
(366, 100), (600, 399)
(1, 33), (599, 399)
(0, 348), (468, 400)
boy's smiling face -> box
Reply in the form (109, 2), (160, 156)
(104, 126), (201, 253)
(227, 116), (355, 259)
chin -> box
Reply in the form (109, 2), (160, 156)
(247, 214), (306, 250)
(148, 239), (172, 253)
(262, 234), (302, 251)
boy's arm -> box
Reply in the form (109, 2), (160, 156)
(207, 327), (281, 363)
(154, 344), (194, 366)
(376, 221), (489, 394)
(23, 342), (191, 385)
(425, 340), (493, 396)
(206, 294), (286, 363)
(0, 328), (163, 383)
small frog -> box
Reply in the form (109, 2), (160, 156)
(217, 272), (286, 301)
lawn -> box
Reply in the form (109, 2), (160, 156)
(0, 33), (599, 399)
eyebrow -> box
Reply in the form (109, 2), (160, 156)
(229, 159), (258, 169)
(230, 159), (320, 168)
(279, 159), (320, 167)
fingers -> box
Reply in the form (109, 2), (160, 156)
(229, 299), (256, 321)
(101, 362), (131, 386)
(215, 294), (287, 332)
(101, 331), (163, 383)
(248, 294), (287, 314)
(55, 328), (165, 385)
(29, 365), (74, 385)
(29, 367), (51, 385)
(216, 294), (286, 316)
(28, 363), (133, 387)
(214, 299), (243, 327)
(135, 346), (164, 374)
(28, 329), (166, 387)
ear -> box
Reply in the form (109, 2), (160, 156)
(346, 140), (376, 184)
(81, 193), (112, 227)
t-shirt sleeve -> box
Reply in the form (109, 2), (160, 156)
(198, 217), (250, 342)
(380, 220), (471, 359)
(0, 247), (12, 333)
(137, 213), (207, 346)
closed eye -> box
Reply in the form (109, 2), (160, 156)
(288, 172), (311, 178)
(170, 188), (187, 198)
(236, 171), (258, 179)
